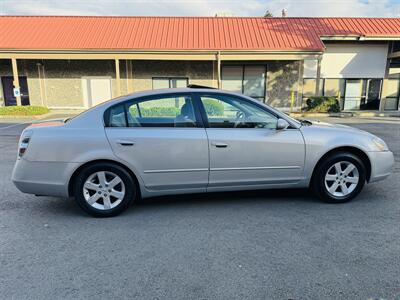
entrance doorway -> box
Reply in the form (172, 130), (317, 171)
(1, 76), (30, 106)
(82, 77), (112, 107)
(344, 79), (362, 110)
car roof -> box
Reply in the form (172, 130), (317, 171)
(97, 87), (248, 109)
(115, 87), (232, 101)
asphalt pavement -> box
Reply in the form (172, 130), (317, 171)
(0, 117), (399, 299)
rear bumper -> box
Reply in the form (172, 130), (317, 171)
(368, 151), (394, 183)
(12, 158), (79, 197)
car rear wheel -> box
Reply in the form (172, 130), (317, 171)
(312, 152), (366, 203)
(73, 163), (136, 217)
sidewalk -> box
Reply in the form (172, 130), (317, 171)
(0, 109), (83, 123)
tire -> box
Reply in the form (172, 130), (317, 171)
(73, 162), (137, 217)
(311, 151), (366, 203)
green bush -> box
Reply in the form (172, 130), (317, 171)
(129, 106), (180, 117)
(202, 99), (224, 116)
(305, 97), (340, 113)
(0, 106), (50, 116)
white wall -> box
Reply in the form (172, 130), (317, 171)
(320, 43), (388, 78)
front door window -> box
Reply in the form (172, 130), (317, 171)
(200, 94), (277, 129)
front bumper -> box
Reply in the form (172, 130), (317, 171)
(368, 151), (395, 183)
(12, 158), (80, 197)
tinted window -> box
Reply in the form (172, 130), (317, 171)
(200, 94), (277, 129)
(108, 104), (126, 127)
(107, 94), (197, 128)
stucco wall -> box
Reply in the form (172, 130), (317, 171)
(41, 60), (120, 108)
(1, 59), (214, 107)
(266, 60), (302, 109)
(2, 59), (299, 109)
(320, 43), (388, 79)
(0, 59), (124, 108)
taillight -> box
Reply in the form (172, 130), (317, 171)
(18, 137), (30, 157)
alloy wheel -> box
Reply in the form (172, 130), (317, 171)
(83, 171), (125, 210)
(324, 161), (359, 198)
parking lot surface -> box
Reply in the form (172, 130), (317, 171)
(0, 118), (399, 299)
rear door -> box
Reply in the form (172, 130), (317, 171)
(105, 93), (209, 193)
(196, 93), (305, 190)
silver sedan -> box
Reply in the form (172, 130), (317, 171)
(12, 87), (394, 217)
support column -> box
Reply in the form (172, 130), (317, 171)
(125, 60), (134, 93)
(115, 58), (121, 96)
(217, 51), (221, 89)
(11, 58), (22, 106)
(315, 57), (322, 96)
(37, 62), (47, 106)
(297, 60), (304, 111)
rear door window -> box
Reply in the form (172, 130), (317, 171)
(107, 94), (198, 128)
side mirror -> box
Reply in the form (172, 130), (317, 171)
(276, 118), (290, 130)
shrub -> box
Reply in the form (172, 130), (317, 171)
(305, 97), (340, 113)
(202, 99), (224, 116)
(129, 106), (180, 117)
(0, 106), (50, 116)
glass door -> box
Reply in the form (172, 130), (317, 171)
(361, 79), (382, 110)
(344, 79), (362, 110)
(221, 65), (266, 102)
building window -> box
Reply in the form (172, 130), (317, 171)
(152, 77), (188, 90)
(302, 78), (383, 110)
(383, 79), (400, 110)
(221, 65), (266, 102)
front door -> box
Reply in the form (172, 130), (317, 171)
(1, 76), (30, 106)
(197, 93), (305, 190)
(105, 93), (209, 193)
(344, 79), (362, 110)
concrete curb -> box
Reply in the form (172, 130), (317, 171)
(290, 111), (400, 118)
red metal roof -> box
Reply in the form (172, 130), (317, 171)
(0, 16), (399, 51)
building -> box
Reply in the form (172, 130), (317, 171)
(0, 16), (399, 111)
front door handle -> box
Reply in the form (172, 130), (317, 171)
(116, 140), (135, 146)
(211, 142), (228, 148)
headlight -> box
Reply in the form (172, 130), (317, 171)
(371, 137), (388, 151)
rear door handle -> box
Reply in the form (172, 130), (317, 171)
(211, 142), (228, 148)
(116, 140), (135, 146)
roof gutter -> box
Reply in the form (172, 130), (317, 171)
(320, 35), (400, 41)
(0, 49), (323, 61)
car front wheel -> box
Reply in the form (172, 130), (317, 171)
(312, 152), (366, 203)
(73, 163), (136, 217)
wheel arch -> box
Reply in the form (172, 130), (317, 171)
(68, 159), (141, 197)
(310, 146), (372, 186)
